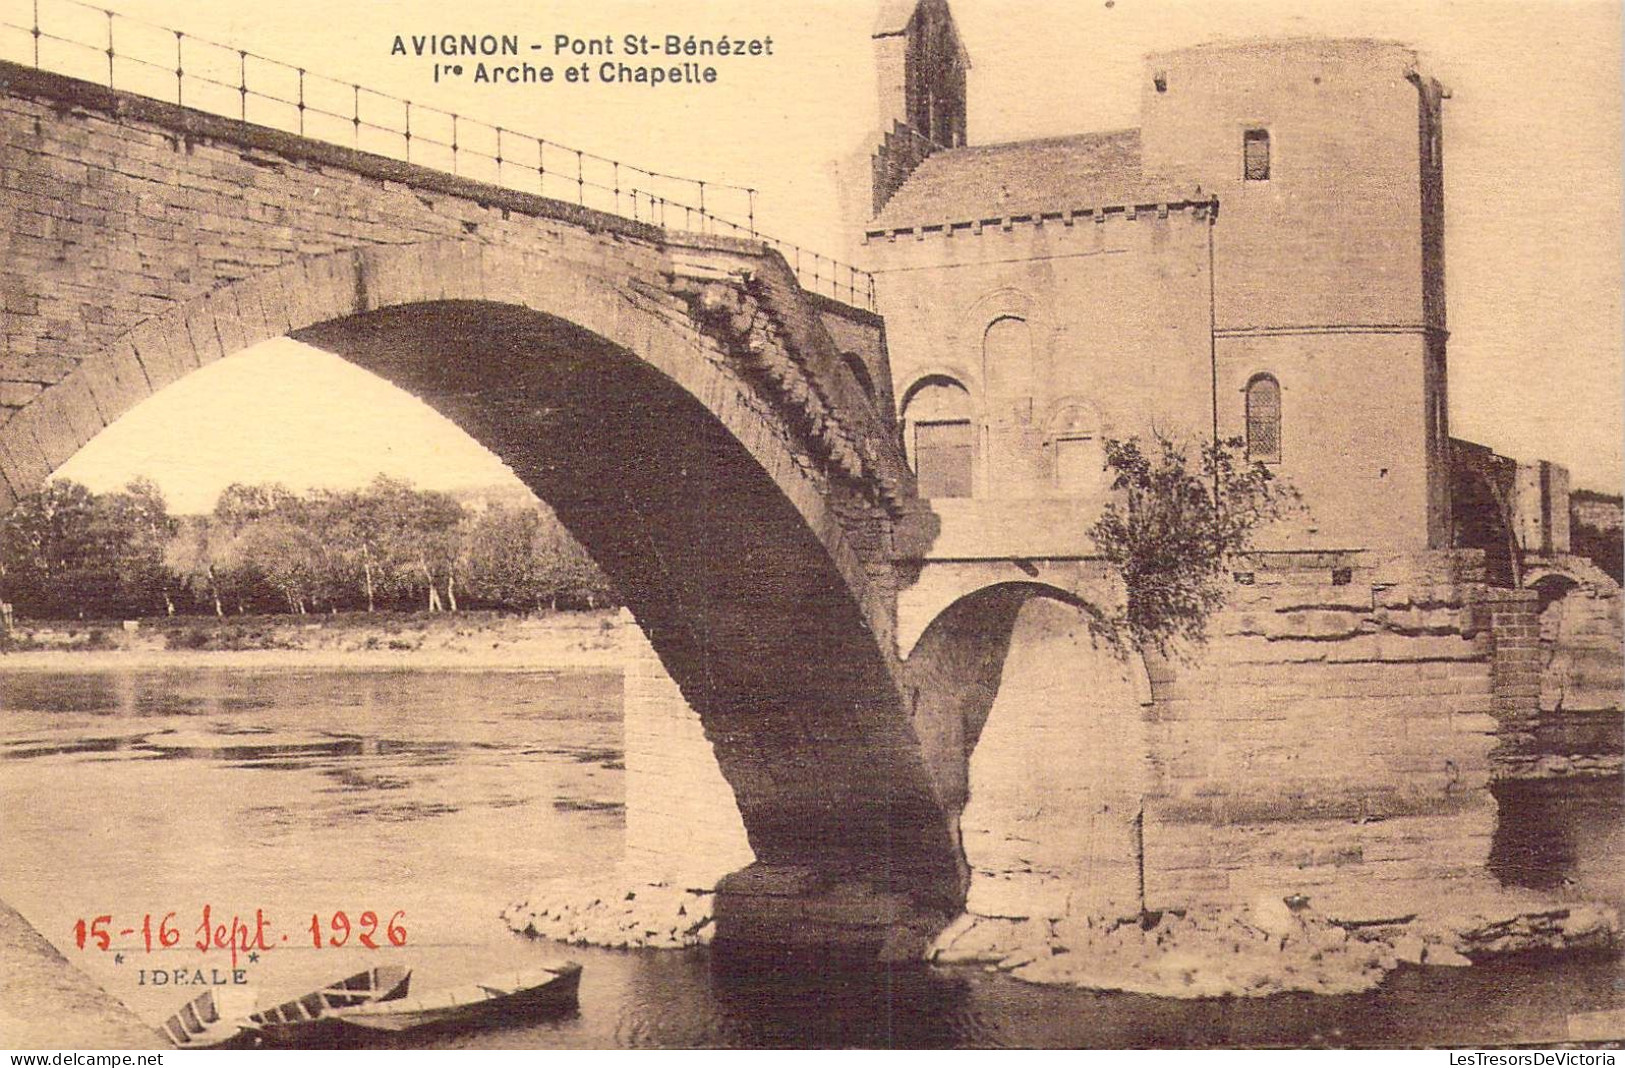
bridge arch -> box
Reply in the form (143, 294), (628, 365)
(903, 578), (1153, 919)
(0, 238), (959, 895)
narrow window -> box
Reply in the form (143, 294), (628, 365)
(1245, 374), (1282, 463)
(902, 376), (975, 498)
(1243, 128), (1271, 181)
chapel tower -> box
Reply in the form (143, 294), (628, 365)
(1140, 40), (1452, 547)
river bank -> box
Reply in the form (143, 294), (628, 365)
(0, 609), (626, 673)
(0, 898), (162, 1049)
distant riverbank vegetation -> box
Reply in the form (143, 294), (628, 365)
(0, 476), (617, 621)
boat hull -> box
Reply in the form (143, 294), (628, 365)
(160, 987), (259, 1049)
(336, 964), (582, 1034)
(248, 964), (412, 1033)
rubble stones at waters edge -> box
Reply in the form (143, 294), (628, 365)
(927, 900), (1622, 1000)
(505, 879), (1618, 1000)
(503, 880), (717, 951)
(930, 906), (1395, 998)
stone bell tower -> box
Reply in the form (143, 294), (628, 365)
(870, 0), (969, 215)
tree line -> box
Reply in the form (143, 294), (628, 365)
(0, 476), (616, 620)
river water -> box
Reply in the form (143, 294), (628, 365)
(1, 666), (1620, 1049)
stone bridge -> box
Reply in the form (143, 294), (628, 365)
(0, 60), (968, 943)
(0, 54), (1540, 961)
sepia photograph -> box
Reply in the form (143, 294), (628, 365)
(0, 0), (1619, 1052)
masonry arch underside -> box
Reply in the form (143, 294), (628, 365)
(0, 244), (958, 895)
(904, 580), (1154, 920)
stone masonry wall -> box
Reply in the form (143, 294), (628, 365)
(1142, 550), (1500, 920)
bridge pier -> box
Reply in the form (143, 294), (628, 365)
(711, 865), (954, 965)
(621, 610), (755, 887)
(621, 612), (959, 958)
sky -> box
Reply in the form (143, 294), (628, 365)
(42, 0), (1623, 507)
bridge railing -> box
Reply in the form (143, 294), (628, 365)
(0, 0), (876, 310)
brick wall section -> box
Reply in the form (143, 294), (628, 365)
(1483, 588), (1542, 770)
(1141, 550), (1501, 916)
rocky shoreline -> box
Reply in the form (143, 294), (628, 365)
(503, 877), (720, 951)
(505, 878), (1620, 999)
(924, 897), (1619, 998)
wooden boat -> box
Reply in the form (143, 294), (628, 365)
(160, 986), (259, 1048)
(331, 962), (582, 1034)
(247, 965), (412, 1036)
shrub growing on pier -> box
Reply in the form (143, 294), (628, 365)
(1089, 433), (1301, 656)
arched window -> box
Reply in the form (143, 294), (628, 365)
(901, 376), (974, 499)
(1049, 403), (1105, 494)
(1245, 374), (1282, 464)
(982, 316), (1034, 424)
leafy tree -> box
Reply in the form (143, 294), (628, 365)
(235, 514), (326, 614)
(459, 503), (551, 609)
(406, 488), (465, 612)
(544, 520), (617, 610)
(165, 515), (233, 617)
(457, 501), (617, 611)
(3, 474), (619, 620)
(353, 477), (464, 611)
(0, 480), (108, 617)
(93, 477), (177, 615)
(319, 484), (392, 612)
(1088, 433), (1301, 655)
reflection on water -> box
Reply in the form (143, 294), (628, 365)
(1, 666), (1621, 1048)
(1490, 778), (1624, 902)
